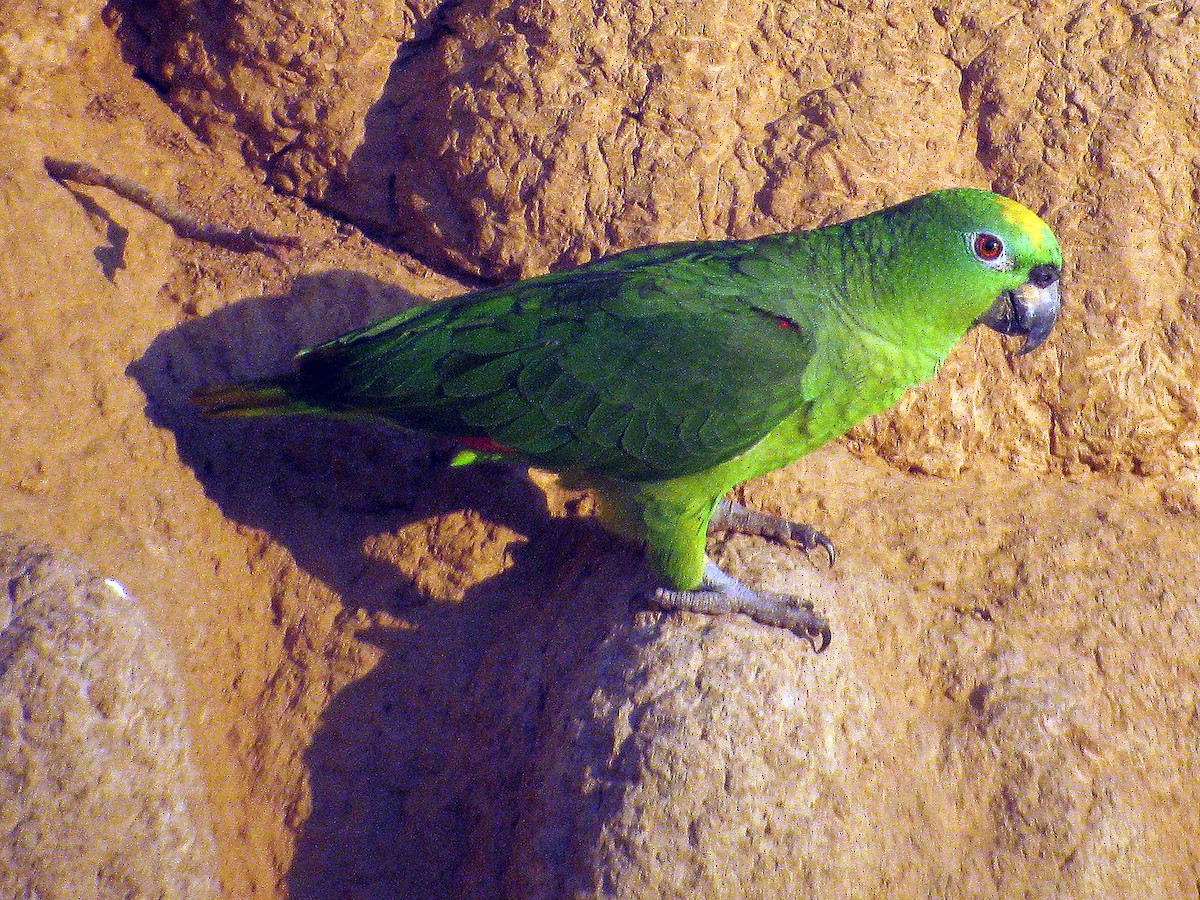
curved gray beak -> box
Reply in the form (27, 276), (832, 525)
(977, 264), (1062, 355)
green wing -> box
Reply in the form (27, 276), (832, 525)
(293, 241), (822, 483)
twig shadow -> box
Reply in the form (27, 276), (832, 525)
(48, 177), (129, 278)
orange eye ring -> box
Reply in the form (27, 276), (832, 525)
(974, 232), (1004, 262)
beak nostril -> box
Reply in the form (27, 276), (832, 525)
(1028, 264), (1060, 290)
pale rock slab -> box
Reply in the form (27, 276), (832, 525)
(0, 535), (219, 900)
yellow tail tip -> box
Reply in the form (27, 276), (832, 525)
(191, 378), (304, 417)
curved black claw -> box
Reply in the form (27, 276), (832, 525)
(762, 591), (831, 652)
(809, 621), (832, 654)
(791, 524), (836, 568)
(709, 501), (836, 569)
(813, 624), (832, 653)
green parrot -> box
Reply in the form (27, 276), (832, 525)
(194, 189), (1063, 651)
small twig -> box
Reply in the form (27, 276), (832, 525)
(44, 157), (302, 257)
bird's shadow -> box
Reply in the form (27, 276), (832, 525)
(128, 269), (649, 898)
(129, 270), (550, 609)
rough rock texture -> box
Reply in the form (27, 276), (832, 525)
(0, 534), (219, 900)
(344, 0), (986, 279)
(0, 0), (103, 97)
(110, 0), (1200, 494)
(4, 3), (1200, 900)
(512, 453), (1200, 898)
(110, 0), (427, 199)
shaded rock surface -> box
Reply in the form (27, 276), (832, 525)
(2, 4), (1200, 900)
(0, 534), (219, 900)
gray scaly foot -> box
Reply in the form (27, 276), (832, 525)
(651, 561), (831, 652)
(709, 499), (836, 566)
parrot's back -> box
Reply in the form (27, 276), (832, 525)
(196, 237), (836, 484)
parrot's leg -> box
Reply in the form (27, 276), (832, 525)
(637, 493), (830, 650)
(651, 561), (831, 652)
(709, 499), (836, 567)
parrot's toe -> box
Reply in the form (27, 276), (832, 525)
(709, 500), (836, 567)
(791, 525), (837, 568)
(649, 583), (831, 653)
(750, 591), (831, 652)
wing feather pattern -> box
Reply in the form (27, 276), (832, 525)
(292, 241), (822, 482)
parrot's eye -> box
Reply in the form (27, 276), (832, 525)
(972, 232), (1005, 263)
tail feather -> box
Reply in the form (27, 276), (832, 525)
(192, 375), (320, 417)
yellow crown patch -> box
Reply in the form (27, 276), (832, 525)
(995, 195), (1053, 252)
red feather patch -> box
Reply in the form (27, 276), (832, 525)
(456, 436), (514, 455)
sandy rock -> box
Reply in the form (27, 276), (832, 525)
(3, 7), (1200, 900)
(510, 458), (1200, 899)
(1, 41), (458, 896)
(111, 0), (422, 198)
(0, 534), (219, 900)
(325, 0), (984, 279)
(0, 0), (105, 99)
(854, 0), (1200, 481)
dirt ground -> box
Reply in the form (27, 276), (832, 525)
(3, 4), (1200, 898)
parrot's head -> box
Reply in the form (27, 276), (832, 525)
(881, 189), (1064, 356)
